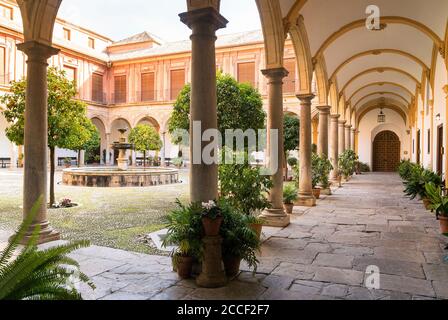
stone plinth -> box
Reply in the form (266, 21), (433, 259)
(196, 236), (227, 288)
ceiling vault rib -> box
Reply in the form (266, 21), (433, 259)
(313, 16), (444, 61)
(340, 67), (420, 95)
(329, 49), (429, 81)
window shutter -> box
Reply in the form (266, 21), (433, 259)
(114, 75), (127, 103)
(237, 62), (255, 87)
(0, 47), (5, 85)
(92, 73), (104, 103)
(170, 69), (185, 100)
(141, 72), (155, 102)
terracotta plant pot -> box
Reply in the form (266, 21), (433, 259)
(202, 216), (223, 236)
(174, 256), (193, 279)
(312, 188), (321, 199)
(223, 255), (242, 278)
(439, 216), (448, 234)
(422, 198), (432, 210)
(284, 203), (294, 214)
(250, 223), (263, 240)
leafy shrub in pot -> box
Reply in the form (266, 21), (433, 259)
(425, 182), (448, 235)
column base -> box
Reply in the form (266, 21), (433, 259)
(296, 194), (316, 207)
(16, 224), (61, 245)
(259, 208), (290, 227)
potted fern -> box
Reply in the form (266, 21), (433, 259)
(425, 182), (448, 235)
(283, 184), (297, 214)
(163, 200), (203, 279)
(221, 206), (260, 277)
(0, 197), (95, 300)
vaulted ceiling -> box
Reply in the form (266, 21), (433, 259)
(277, 0), (448, 125)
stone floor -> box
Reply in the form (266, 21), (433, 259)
(2, 173), (448, 300)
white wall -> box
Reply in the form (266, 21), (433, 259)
(358, 109), (409, 168)
(432, 54), (447, 174)
(0, 112), (12, 158)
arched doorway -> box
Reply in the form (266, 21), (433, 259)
(373, 131), (401, 172)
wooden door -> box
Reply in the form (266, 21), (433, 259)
(417, 130), (421, 165)
(373, 131), (401, 172)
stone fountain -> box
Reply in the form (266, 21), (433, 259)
(113, 128), (134, 171)
(62, 128), (179, 188)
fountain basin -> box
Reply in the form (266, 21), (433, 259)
(62, 167), (179, 187)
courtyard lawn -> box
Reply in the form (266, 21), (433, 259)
(0, 169), (189, 254)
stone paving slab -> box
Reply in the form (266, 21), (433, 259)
(2, 173), (447, 300)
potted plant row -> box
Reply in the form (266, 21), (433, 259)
(398, 160), (446, 235)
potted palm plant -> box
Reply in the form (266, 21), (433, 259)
(425, 182), (448, 235)
(283, 184), (297, 214)
(163, 200), (203, 279)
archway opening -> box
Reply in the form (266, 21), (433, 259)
(372, 130), (401, 172)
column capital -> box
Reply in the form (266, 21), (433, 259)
(330, 114), (341, 120)
(351, 127), (357, 133)
(316, 105), (331, 114)
(338, 120), (347, 125)
(345, 124), (353, 129)
(296, 93), (315, 103)
(17, 41), (60, 61)
(261, 67), (289, 81)
(179, 7), (228, 31)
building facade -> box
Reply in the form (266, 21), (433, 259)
(0, 0), (313, 167)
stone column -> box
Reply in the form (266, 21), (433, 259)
(181, 7), (228, 289)
(17, 41), (60, 244)
(161, 132), (166, 167)
(351, 128), (356, 153)
(79, 150), (85, 167)
(180, 7), (227, 203)
(338, 120), (347, 155)
(317, 105), (331, 157)
(329, 114), (340, 181)
(9, 142), (16, 170)
(345, 124), (352, 151)
(296, 94), (316, 207)
(105, 133), (111, 165)
(259, 68), (290, 227)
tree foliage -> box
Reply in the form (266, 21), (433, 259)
(168, 73), (266, 146)
(129, 124), (162, 153)
(283, 114), (300, 154)
(1, 67), (96, 204)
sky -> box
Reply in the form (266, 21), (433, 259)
(58, 0), (262, 42)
